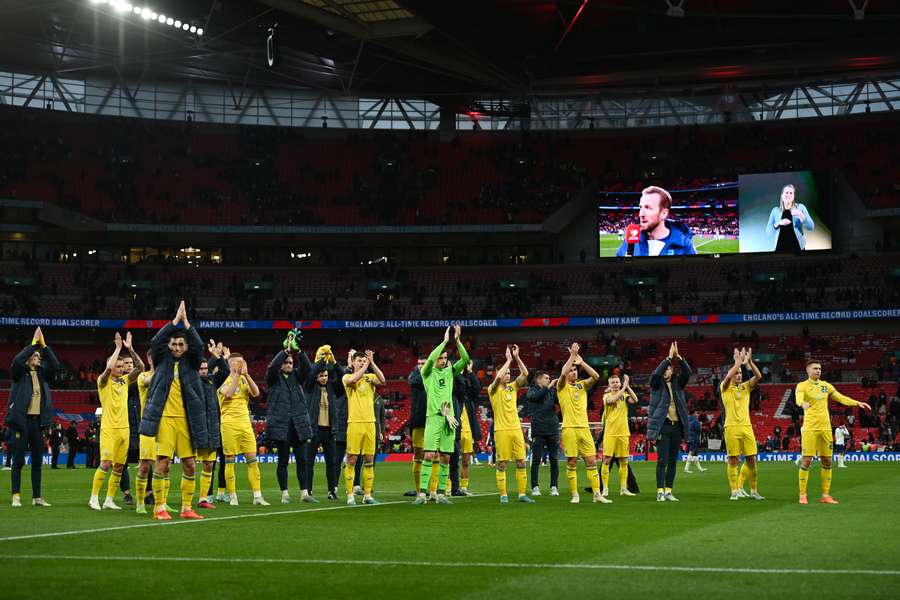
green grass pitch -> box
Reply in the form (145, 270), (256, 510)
(598, 233), (739, 256)
(1, 461), (898, 599)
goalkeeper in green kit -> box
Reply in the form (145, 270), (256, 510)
(413, 323), (469, 505)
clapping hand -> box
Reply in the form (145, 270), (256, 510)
(123, 331), (133, 350)
(114, 332), (123, 350)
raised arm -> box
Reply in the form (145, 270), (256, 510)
(184, 320), (204, 367)
(604, 387), (625, 404)
(123, 332), (144, 383)
(267, 350), (289, 386)
(366, 350), (386, 385)
(625, 382), (638, 404)
(721, 348), (743, 390)
(294, 347), (313, 382)
(423, 327), (451, 379)
(511, 345), (528, 387)
(745, 348), (762, 388)
(219, 359), (243, 399)
(11, 332), (42, 381)
(211, 356), (231, 388)
(558, 342), (579, 390)
(578, 355), (600, 387)
(452, 339), (470, 376)
(489, 348), (513, 395)
(242, 360), (260, 398)
(674, 343), (692, 387)
(98, 332), (124, 386)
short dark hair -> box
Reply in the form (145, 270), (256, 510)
(806, 359), (821, 367)
(533, 370), (548, 379)
(351, 351), (366, 361)
(229, 353), (243, 360)
(170, 331), (187, 342)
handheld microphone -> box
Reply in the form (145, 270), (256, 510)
(625, 224), (641, 257)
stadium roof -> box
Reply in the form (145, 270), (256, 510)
(2, 0), (900, 101)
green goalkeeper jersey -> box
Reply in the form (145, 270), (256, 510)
(422, 340), (469, 417)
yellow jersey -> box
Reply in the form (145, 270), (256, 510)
(162, 362), (185, 419)
(343, 373), (378, 423)
(218, 374), (251, 424)
(557, 379), (594, 429)
(721, 381), (755, 428)
(795, 379), (858, 431)
(98, 376), (129, 429)
(488, 380), (521, 432)
(137, 371), (152, 417)
(602, 391), (630, 436)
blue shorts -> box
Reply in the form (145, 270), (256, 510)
(688, 440), (699, 452)
(834, 444), (845, 453)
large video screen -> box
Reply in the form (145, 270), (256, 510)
(597, 172), (832, 258)
(597, 180), (739, 257)
(738, 171), (832, 253)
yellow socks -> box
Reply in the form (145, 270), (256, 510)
(516, 467), (527, 497)
(199, 469), (213, 501)
(225, 459), (236, 496)
(601, 462), (610, 492)
(363, 463), (375, 496)
(91, 466), (109, 497)
(181, 473), (195, 510)
(344, 463), (355, 496)
(105, 469), (122, 501)
(727, 463), (740, 491)
(413, 459), (422, 491)
(746, 463), (758, 491)
(460, 477), (469, 490)
(739, 463), (750, 489)
(135, 474), (148, 506)
(821, 467), (832, 496)
(567, 465), (578, 496)
(247, 458), (261, 494)
(587, 465), (600, 495)
(152, 471), (168, 512)
(798, 466), (809, 495)
(429, 466), (439, 496)
(495, 468), (507, 496)
(618, 458), (629, 490)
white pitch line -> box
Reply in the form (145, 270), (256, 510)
(0, 554), (897, 577)
(0, 493), (492, 543)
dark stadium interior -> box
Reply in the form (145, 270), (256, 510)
(1, 3), (900, 592)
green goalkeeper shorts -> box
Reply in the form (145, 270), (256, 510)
(423, 415), (456, 454)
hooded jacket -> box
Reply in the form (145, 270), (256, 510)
(6, 343), (58, 430)
(616, 220), (697, 257)
(138, 323), (208, 448)
(198, 356), (230, 450)
(265, 350), (313, 443)
(525, 383), (559, 438)
(647, 357), (692, 440)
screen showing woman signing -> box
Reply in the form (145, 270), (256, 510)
(738, 171), (832, 253)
